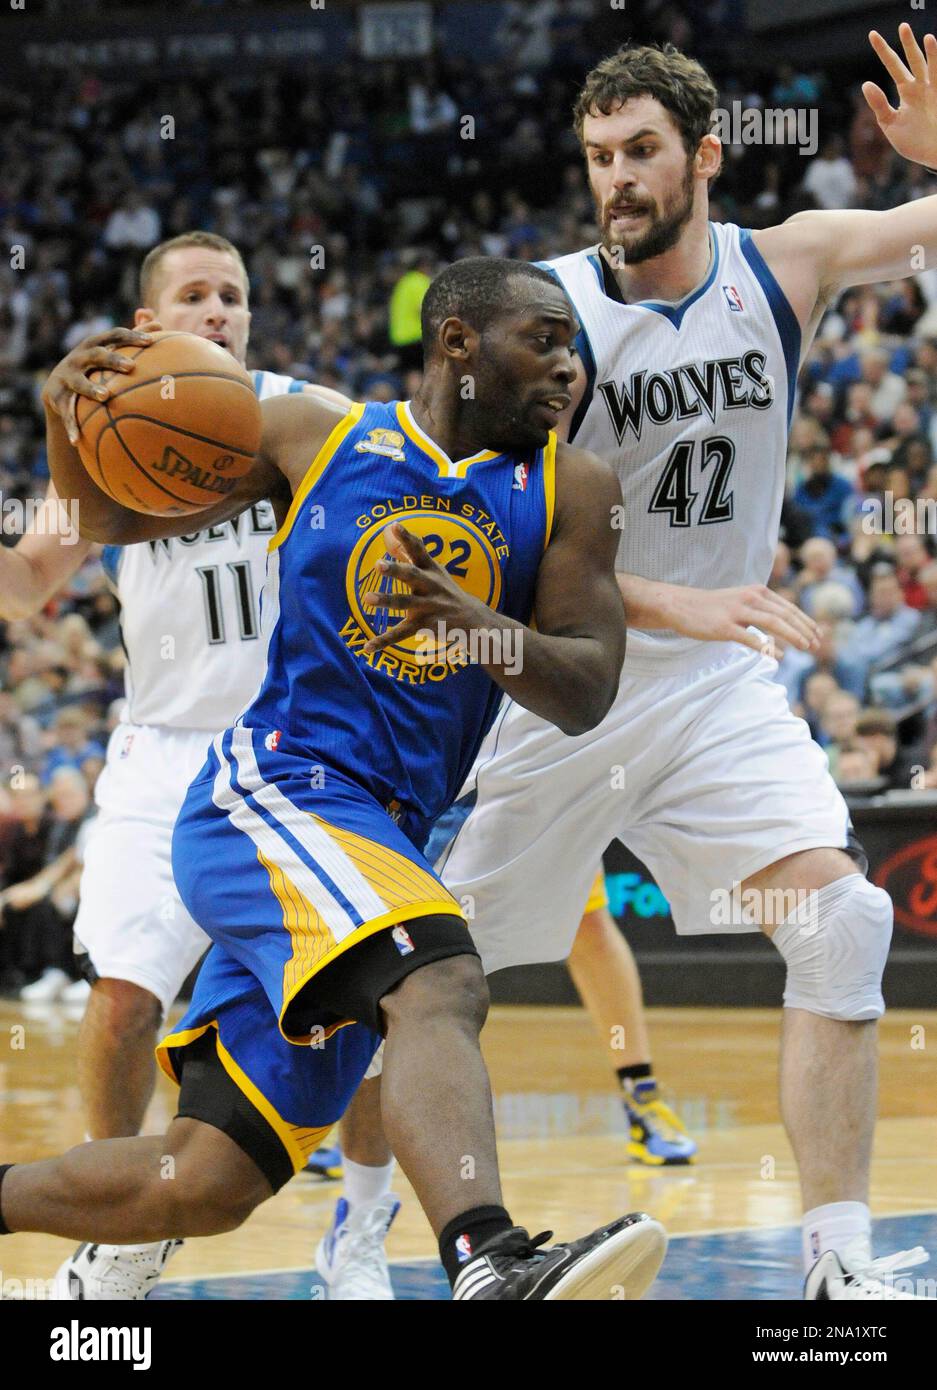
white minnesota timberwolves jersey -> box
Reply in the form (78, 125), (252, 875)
(543, 221), (799, 673)
(101, 369), (305, 729)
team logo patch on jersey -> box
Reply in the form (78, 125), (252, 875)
(513, 462), (529, 492)
(264, 730), (282, 751)
(392, 925), (415, 956)
(344, 506), (505, 673)
(722, 284), (744, 312)
(354, 429), (407, 462)
(455, 1233), (473, 1263)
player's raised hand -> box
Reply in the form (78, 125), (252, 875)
(360, 521), (487, 656)
(863, 24), (937, 166)
(666, 583), (820, 656)
(41, 324), (161, 445)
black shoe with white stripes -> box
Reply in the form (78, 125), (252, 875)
(451, 1212), (666, 1300)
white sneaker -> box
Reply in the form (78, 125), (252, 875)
(805, 1239), (931, 1299)
(20, 968), (70, 1002)
(53, 1240), (183, 1300)
(314, 1194), (400, 1300)
(60, 978), (91, 1004)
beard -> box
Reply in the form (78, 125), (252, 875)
(598, 159), (696, 264)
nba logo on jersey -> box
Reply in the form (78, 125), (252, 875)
(455, 1233), (473, 1262)
(810, 1230), (821, 1260)
(513, 462), (529, 492)
(264, 730), (281, 751)
(120, 732), (135, 759)
(392, 925), (415, 956)
(722, 284), (744, 312)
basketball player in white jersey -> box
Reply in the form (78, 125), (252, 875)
(0, 230), (371, 1299)
(430, 27), (937, 1299)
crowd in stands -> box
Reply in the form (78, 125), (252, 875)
(1, 1), (936, 989)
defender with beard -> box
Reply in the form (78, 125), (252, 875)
(433, 30), (937, 1299)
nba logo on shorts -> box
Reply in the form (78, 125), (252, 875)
(264, 730), (281, 751)
(513, 462), (528, 492)
(722, 284), (744, 313)
(392, 925), (415, 956)
(810, 1229), (821, 1260)
(455, 1233), (473, 1263)
(120, 733), (135, 759)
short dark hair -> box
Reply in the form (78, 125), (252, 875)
(855, 709), (897, 738)
(421, 257), (566, 356)
(573, 42), (718, 159)
(139, 231), (249, 308)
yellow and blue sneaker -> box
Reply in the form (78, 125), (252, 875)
(624, 1081), (697, 1166)
(304, 1144), (344, 1180)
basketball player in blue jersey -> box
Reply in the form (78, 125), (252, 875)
(420, 28), (937, 1298)
(0, 230), (356, 1299)
(0, 257), (669, 1301)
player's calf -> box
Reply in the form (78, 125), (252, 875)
(0, 1118), (272, 1245)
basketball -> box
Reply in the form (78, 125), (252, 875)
(74, 331), (262, 517)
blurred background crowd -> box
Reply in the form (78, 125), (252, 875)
(1, 0), (936, 991)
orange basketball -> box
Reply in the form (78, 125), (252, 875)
(74, 331), (262, 517)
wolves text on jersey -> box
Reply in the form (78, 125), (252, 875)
(596, 351), (775, 444)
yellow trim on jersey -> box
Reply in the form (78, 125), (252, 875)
(279, 900), (465, 1046)
(583, 870), (608, 916)
(154, 1020), (332, 1172)
(395, 401), (499, 478)
(542, 431), (557, 549)
(268, 400), (367, 552)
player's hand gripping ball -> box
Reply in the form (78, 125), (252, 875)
(73, 330), (262, 517)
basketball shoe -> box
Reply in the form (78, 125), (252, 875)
(805, 1239), (931, 1299)
(624, 1080), (697, 1165)
(315, 1194), (401, 1300)
(304, 1144), (343, 1180)
(452, 1212), (666, 1300)
(53, 1239), (183, 1299)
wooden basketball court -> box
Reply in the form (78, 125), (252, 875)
(2, 1001), (935, 1299)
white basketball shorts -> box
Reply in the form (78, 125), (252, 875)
(73, 722), (215, 1016)
(437, 645), (855, 974)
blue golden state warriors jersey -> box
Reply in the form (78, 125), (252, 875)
(241, 399), (555, 827)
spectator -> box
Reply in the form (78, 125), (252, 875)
(793, 439), (855, 543)
(837, 569), (921, 697)
(795, 537), (864, 618)
(802, 134), (857, 210)
(894, 534), (935, 610)
(853, 708), (925, 792)
(41, 707), (107, 784)
(388, 250), (434, 375)
(0, 767), (93, 999)
(102, 188), (161, 251)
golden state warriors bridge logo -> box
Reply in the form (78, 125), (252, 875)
(342, 502), (508, 683)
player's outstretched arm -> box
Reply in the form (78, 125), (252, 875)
(361, 444), (626, 736)
(0, 482), (92, 622)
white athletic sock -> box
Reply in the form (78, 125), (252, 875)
(802, 1201), (871, 1275)
(342, 1156), (395, 1210)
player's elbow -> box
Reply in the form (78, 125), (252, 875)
(557, 668), (620, 736)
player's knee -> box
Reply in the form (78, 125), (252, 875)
(771, 874), (893, 1022)
(89, 978), (162, 1040)
(381, 952), (489, 1036)
(164, 1148), (268, 1236)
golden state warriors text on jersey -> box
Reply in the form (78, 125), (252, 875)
(242, 399), (554, 824)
